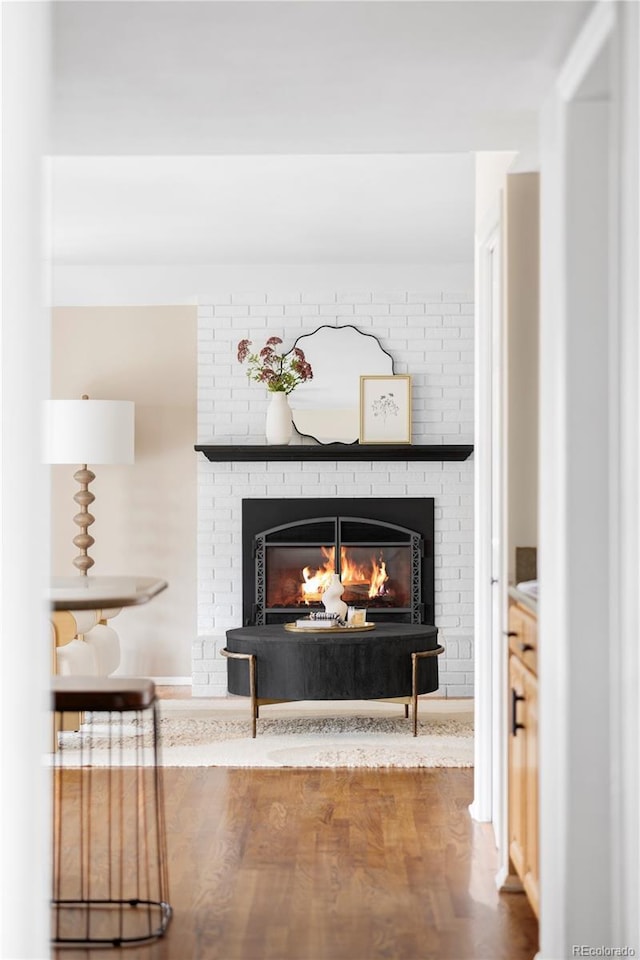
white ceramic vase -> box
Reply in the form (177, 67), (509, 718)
(265, 391), (293, 445)
(322, 573), (348, 621)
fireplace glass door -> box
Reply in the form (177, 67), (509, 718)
(264, 542), (414, 611)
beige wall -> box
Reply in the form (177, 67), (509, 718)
(51, 306), (196, 677)
(475, 151), (517, 228)
(505, 173), (539, 581)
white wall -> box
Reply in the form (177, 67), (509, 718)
(194, 285), (475, 697)
(51, 306), (196, 678)
(1, 5), (51, 957)
(52, 263), (474, 694)
(53, 263), (473, 308)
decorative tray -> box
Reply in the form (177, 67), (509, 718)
(285, 621), (376, 633)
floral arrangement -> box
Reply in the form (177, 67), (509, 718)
(237, 336), (313, 394)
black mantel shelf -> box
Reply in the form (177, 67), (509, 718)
(195, 443), (474, 463)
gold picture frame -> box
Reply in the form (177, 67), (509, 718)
(359, 375), (412, 444)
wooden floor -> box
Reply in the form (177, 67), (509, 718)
(53, 763), (538, 960)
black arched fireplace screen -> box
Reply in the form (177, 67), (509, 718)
(242, 498), (434, 626)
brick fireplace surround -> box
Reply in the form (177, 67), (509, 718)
(194, 289), (473, 698)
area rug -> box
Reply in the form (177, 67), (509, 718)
(54, 699), (474, 769)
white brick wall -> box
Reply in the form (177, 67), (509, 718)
(195, 290), (474, 698)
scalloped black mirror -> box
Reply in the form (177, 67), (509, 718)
(288, 325), (394, 444)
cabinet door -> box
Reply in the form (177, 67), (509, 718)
(508, 654), (527, 880)
(508, 603), (537, 673)
(523, 669), (539, 917)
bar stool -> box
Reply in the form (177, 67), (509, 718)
(51, 677), (172, 947)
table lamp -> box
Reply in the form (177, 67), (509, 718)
(46, 396), (135, 575)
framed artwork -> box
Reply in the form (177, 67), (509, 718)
(359, 375), (412, 444)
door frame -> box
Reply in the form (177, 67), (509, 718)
(471, 200), (508, 888)
(538, 2), (640, 954)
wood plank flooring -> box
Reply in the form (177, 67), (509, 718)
(53, 766), (538, 960)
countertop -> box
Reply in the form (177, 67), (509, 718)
(508, 585), (538, 615)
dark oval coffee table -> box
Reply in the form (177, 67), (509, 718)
(223, 623), (443, 737)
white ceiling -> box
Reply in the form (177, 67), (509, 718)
(51, 0), (591, 266)
(53, 0), (591, 156)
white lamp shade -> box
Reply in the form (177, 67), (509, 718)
(46, 399), (135, 465)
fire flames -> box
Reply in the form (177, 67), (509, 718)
(300, 546), (390, 603)
(301, 546), (336, 602)
(340, 548), (390, 599)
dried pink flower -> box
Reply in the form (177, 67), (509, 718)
(236, 336), (313, 394)
(237, 339), (251, 363)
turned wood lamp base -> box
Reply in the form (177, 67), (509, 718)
(72, 464), (96, 575)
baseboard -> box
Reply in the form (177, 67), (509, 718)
(498, 871), (525, 894)
(468, 800), (492, 823)
(151, 676), (192, 685)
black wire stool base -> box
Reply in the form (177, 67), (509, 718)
(51, 680), (172, 949)
(51, 898), (172, 947)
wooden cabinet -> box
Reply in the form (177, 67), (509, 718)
(507, 599), (539, 918)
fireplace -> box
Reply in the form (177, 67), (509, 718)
(242, 499), (434, 625)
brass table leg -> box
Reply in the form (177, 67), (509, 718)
(222, 645), (444, 738)
(221, 649), (257, 738)
(411, 646), (445, 737)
